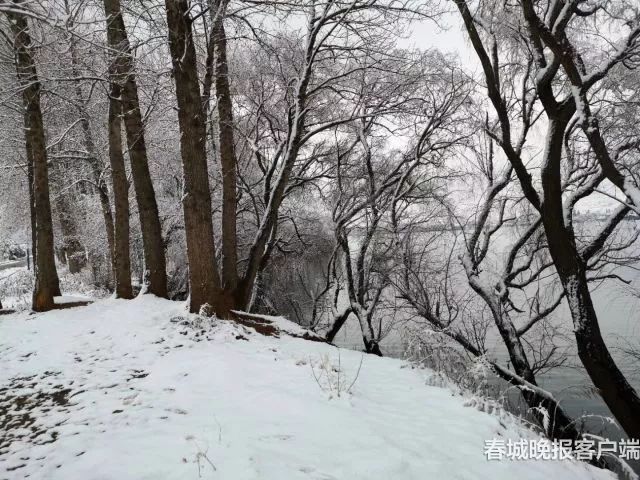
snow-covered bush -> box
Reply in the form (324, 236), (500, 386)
(59, 271), (111, 300)
(0, 268), (33, 310)
(402, 331), (530, 430)
(403, 331), (484, 392)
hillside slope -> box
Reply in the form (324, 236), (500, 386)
(0, 297), (613, 480)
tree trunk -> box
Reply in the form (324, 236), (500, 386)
(54, 192), (85, 274)
(210, 5), (238, 293)
(564, 270), (640, 439)
(540, 114), (640, 439)
(353, 308), (383, 356)
(165, 0), (224, 315)
(364, 338), (382, 356)
(237, 49), (314, 310)
(26, 141), (36, 270)
(544, 221), (640, 439)
(487, 299), (580, 440)
(103, 0), (167, 298)
(9, 11), (60, 311)
(108, 83), (134, 299)
(237, 121), (305, 309)
(66, 14), (115, 276)
(325, 308), (352, 343)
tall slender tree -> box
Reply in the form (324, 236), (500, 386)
(103, 0), (167, 298)
(453, 0), (640, 439)
(64, 0), (115, 277)
(107, 82), (133, 299)
(210, 0), (238, 295)
(165, 0), (224, 314)
(7, 7), (60, 311)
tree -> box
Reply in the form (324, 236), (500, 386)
(320, 50), (471, 354)
(207, 0), (238, 294)
(444, 136), (580, 441)
(6, 5), (60, 311)
(395, 133), (639, 459)
(107, 81), (133, 299)
(162, 0), (439, 316)
(165, 0), (224, 314)
(103, 0), (167, 298)
(64, 0), (115, 280)
(453, 0), (640, 439)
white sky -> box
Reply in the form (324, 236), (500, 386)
(400, 12), (623, 213)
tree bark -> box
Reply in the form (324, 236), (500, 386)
(26, 126), (36, 269)
(103, 0), (167, 298)
(210, 5), (238, 293)
(8, 10), (61, 311)
(478, 290), (581, 440)
(562, 269), (640, 438)
(108, 83), (133, 299)
(165, 0), (224, 315)
(325, 307), (352, 343)
(540, 112), (640, 439)
(363, 338), (382, 356)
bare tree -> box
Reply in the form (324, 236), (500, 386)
(103, 0), (167, 298)
(165, 0), (225, 314)
(107, 80), (133, 299)
(394, 148), (637, 452)
(5, 5), (61, 311)
(64, 0), (115, 279)
(207, 0), (239, 294)
(453, 0), (640, 438)
(159, 0), (437, 316)
(319, 51), (470, 354)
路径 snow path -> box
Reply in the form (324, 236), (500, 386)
(0, 296), (615, 480)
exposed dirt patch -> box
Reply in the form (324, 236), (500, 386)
(0, 371), (72, 457)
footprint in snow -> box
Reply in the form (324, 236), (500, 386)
(298, 467), (338, 479)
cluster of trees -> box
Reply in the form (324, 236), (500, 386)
(1, 0), (639, 468)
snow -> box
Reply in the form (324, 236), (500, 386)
(0, 297), (614, 480)
(0, 260), (26, 272)
(0, 266), (32, 311)
(53, 295), (92, 305)
(230, 310), (324, 339)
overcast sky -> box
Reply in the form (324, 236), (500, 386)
(402, 12), (622, 213)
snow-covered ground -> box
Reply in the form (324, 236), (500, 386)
(0, 296), (614, 480)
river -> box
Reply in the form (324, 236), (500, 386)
(332, 220), (640, 473)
